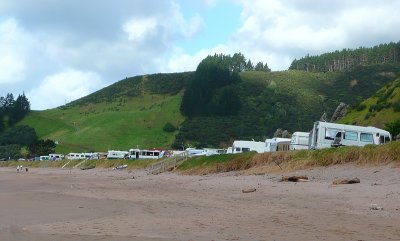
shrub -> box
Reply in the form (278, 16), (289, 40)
(163, 122), (177, 132)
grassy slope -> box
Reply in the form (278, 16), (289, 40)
(339, 77), (400, 128)
(20, 94), (184, 153)
(20, 65), (399, 152)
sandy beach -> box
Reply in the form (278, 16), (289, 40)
(0, 165), (399, 241)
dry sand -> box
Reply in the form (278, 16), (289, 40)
(0, 165), (399, 241)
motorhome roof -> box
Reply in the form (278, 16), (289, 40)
(316, 121), (390, 136)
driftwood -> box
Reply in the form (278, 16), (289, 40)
(332, 177), (360, 185)
(280, 175), (309, 182)
(80, 166), (95, 170)
(242, 188), (256, 193)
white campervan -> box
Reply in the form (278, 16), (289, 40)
(232, 140), (266, 154)
(289, 132), (310, 150)
(128, 149), (166, 159)
(49, 154), (64, 161)
(309, 121), (391, 150)
(107, 150), (129, 159)
(265, 138), (291, 152)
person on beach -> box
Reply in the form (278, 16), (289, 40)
(16, 165), (20, 172)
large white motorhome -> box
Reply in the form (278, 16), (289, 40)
(289, 132), (310, 150)
(107, 150), (129, 159)
(128, 149), (166, 160)
(49, 154), (64, 161)
(232, 140), (266, 154)
(309, 121), (391, 150)
(265, 138), (291, 152)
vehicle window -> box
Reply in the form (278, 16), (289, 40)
(360, 133), (373, 142)
(344, 131), (358, 141)
(325, 128), (339, 140)
(242, 148), (250, 152)
(235, 147), (241, 152)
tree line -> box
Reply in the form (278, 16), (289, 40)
(289, 42), (400, 72)
(0, 93), (55, 160)
(0, 93), (30, 133)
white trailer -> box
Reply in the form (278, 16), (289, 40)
(289, 132), (310, 150)
(309, 121), (391, 150)
(128, 149), (165, 160)
(265, 138), (291, 152)
(107, 150), (129, 159)
(49, 154), (64, 161)
(232, 140), (266, 154)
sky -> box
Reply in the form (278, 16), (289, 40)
(1, 0), (400, 110)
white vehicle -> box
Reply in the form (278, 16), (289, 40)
(232, 140), (266, 154)
(107, 150), (129, 159)
(49, 154), (64, 161)
(309, 121), (391, 150)
(67, 153), (92, 160)
(128, 149), (165, 160)
(185, 148), (207, 157)
(39, 156), (49, 161)
(289, 132), (310, 150)
(265, 138), (291, 152)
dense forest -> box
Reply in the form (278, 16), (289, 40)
(290, 42), (400, 72)
(0, 94), (55, 160)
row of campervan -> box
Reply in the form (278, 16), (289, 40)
(230, 121), (392, 154)
(40, 121), (392, 161)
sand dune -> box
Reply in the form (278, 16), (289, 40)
(0, 165), (399, 241)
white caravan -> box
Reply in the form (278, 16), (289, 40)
(67, 153), (99, 160)
(128, 149), (166, 160)
(309, 121), (391, 150)
(67, 153), (86, 160)
(232, 140), (266, 154)
(107, 150), (129, 159)
(265, 138), (291, 152)
(49, 154), (64, 161)
(290, 132), (310, 150)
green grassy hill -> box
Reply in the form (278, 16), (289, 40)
(20, 73), (190, 153)
(339, 76), (400, 128)
(19, 63), (400, 152)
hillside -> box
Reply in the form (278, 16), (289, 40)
(174, 63), (400, 147)
(20, 73), (191, 153)
(18, 44), (400, 152)
(339, 76), (400, 130)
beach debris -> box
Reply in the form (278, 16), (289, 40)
(332, 177), (360, 185)
(80, 166), (95, 170)
(242, 188), (256, 193)
(280, 175), (309, 182)
(370, 204), (383, 210)
(113, 164), (128, 170)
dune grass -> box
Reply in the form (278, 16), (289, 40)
(0, 158), (157, 170)
(177, 141), (400, 175)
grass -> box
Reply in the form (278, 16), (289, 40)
(176, 141), (400, 175)
(19, 94), (185, 153)
(0, 158), (157, 170)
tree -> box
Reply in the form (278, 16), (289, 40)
(163, 122), (177, 132)
(0, 125), (37, 146)
(8, 93), (30, 125)
(28, 139), (56, 157)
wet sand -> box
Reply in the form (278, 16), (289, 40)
(0, 165), (399, 241)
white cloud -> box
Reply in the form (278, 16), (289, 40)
(27, 69), (103, 110)
(123, 17), (158, 42)
(229, 0), (400, 70)
(0, 18), (30, 83)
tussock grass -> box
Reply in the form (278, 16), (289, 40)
(177, 142), (400, 175)
(0, 158), (157, 170)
